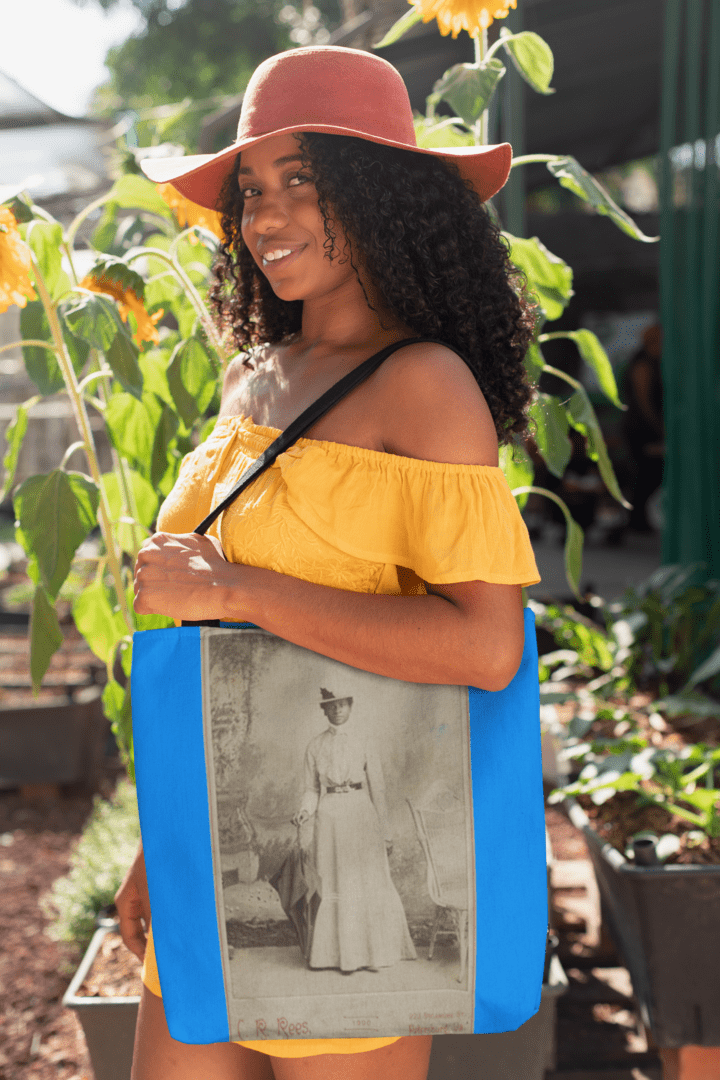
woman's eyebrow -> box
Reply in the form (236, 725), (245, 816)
(237, 154), (304, 176)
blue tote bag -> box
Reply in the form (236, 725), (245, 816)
(130, 340), (548, 1045)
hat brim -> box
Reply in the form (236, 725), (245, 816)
(141, 125), (512, 209)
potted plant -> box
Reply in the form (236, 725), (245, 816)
(42, 781), (141, 1080)
(541, 566), (720, 1049)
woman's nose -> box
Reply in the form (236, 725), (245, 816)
(247, 191), (289, 232)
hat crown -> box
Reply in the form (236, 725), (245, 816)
(237, 46), (417, 148)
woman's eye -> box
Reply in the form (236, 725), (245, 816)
(289, 173), (312, 187)
(240, 186), (259, 199)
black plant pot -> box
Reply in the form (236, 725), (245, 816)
(564, 798), (720, 1047)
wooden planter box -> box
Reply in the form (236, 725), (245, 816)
(564, 798), (720, 1048)
(62, 925), (140, 1080)
(0, 686), (105, 788)
(66, 926), (565, 1080)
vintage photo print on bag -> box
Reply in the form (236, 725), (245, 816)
(200, 627), (476, 1042)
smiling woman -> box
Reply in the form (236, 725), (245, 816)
(121, 43), (543, 1080)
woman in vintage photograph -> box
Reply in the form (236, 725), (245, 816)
(291, 688), (416, 973)
(123, 43), (540, 1080)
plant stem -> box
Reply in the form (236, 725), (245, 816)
(130, 247), (228, 370)
(0, 339), (58, 356)
(31, 256), (134, 633)
(473, 28), (489, 145)
(65, 191), (114, 250)
(510, 153), (560, 167)
(540, 362), (584, 392)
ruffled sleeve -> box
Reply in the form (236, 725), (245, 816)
(278, 442), (541, 587)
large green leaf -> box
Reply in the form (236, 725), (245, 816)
(565, 388), (630, 507)
(105, 392), (178, 488)
(25, 220), (70, 302)
(546, 157), (659, 242)
(101, 468), (158, 555)
(167, 337), (217, 425)
(14, 470), (99, 599)
(430, 60), (505, 128)
(20, 301), (88, 395)
(529, 392), (572, 478)
(102, 678), (134, 778)
(2, 395), (40, 499)
(414, 116), (476, 149)
(499, 443), (534, 509)
(29, 585), (64, 694)
(543, 329), (622, 408)
(103, 174), (175, 221)
(685, 642), (720, 691)
(524, 341), (545, 383)
(373, 4), (423, 48)
(73, 576), (128, 665)
(83, 255), (147, 301)
(503, 234), (573, 321)
(63, 294), (143, 399)
(499, 28), (554, 95)
(513, 485), (584, 598)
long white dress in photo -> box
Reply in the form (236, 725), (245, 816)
(298, 724), (417, 972)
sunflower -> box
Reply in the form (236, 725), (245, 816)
(157, 183), (224, 242)
(80, 271), (163, 347)
(411, 0), (516, 37)
(0, 206), (36, 313)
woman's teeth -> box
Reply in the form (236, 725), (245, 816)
(263, 249), (293, 264)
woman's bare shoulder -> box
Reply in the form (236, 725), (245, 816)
(373, 341), (500, 466)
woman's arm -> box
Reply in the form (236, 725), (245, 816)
(134, 536), (524, 690)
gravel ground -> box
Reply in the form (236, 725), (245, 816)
(0, 790), (96, 1080)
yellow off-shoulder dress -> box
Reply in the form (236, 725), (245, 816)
(141, 414), (541, 1059)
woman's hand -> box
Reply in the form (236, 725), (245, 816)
(115, 842), (151, 961)
(134, 531), (238, 622)
(292, 810), (311, 826)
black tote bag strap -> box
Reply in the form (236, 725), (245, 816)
(181, 336), (452, 626)
(193, 337), (453, 536)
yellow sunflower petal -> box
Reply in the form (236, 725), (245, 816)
(0, 206), (36, 313)
(79, 273), (161, 347)
(157, 183), (223, 241)
(411, 0), (515, 37)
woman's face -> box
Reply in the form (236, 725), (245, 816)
(322, 699), (352, 726)
(238, 132), (356, 303)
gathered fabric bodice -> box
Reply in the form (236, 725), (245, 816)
(156, 414), (541, 595)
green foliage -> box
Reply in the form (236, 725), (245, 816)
(43, 781), (141, 948)
(7, 174), (225, 769)
(548, 736), (720, 844)
(546, 156), (659, 242)
(503, 234), (574, 321)
(532, 599), (617, 673)
(24, 220), (70, 302)
(430, 60), (505, 127)
(374, 5), (423, 49)
(14, 470), (99, 600)
(609, 565), (720, 698)
(2, 396), (39, 499)
(498, 28), (554, 95)
(529, 392), (571, 478)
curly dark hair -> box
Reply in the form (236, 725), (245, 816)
(209, 133), (536, 442)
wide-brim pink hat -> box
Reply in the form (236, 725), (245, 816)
(140, 45), (512, 209)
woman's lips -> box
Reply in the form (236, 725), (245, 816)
(260, 245), (306, 271)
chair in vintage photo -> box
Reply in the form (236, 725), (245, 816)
(407, 789), (469, 983)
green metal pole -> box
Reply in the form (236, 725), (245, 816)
(700, 0), (720, 577)
(659, 0), (683, 566)
(501, 6), (526, 237)
(679, 0), (704, 565)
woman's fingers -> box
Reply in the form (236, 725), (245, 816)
(133, 532), (232, 620)
(115, 845), (151, 961)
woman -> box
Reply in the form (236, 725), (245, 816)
(120, 44), (540, 1080)
(291, 689), (416, 973)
